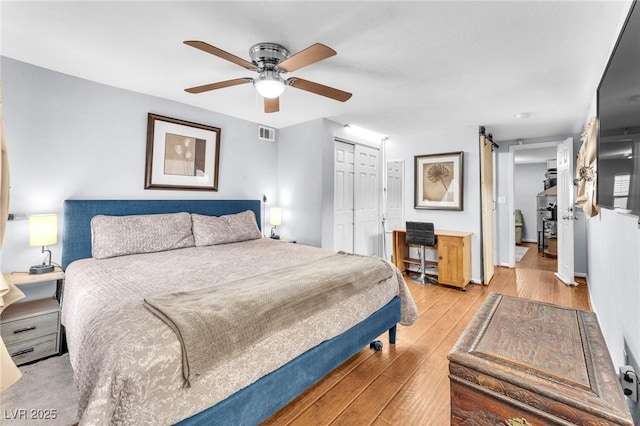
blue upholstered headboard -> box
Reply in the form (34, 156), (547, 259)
(62, 199), (261, 270)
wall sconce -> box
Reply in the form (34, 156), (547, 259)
(269, 207), (282, 240)
(29, 214), (57, 274)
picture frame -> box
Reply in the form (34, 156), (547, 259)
(145, 113), (221, 191)
(414, 151), (464, 210)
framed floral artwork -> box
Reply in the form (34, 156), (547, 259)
(145, 113), (221, 191)
(414, 151), (464, 210)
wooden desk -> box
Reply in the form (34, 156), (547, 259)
(392, 228), (472, 290)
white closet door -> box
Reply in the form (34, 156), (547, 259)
(334, 141), (355, 253)
(385, 161), (404, 232)
(354, 144), (380, 257)
(385, 161), (404, 260)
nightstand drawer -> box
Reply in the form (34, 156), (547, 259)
(6, 333), (59, 365)
(1, 311), (59, 345)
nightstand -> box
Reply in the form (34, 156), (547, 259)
(1, 268), (65, 365)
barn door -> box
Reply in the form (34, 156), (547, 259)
(480, 130), (495, 284)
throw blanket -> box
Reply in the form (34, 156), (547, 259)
(144, 252), (394, 385)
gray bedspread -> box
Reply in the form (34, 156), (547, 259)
(61, 238), (418, 425)
(144, 252), (394, 385)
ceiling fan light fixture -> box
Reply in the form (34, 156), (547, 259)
(254, 70), (286, 99)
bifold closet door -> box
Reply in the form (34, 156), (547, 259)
(334, 141), (355, 253)
(334, 141), (381, 257)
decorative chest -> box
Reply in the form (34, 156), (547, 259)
(448, 293), (633, 425)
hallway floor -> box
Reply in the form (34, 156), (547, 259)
(515, 241), (557, 272)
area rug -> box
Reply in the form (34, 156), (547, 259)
(515, 245), (529, 262)
(0, 354), (78, 425)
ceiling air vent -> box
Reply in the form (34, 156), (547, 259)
(258, 125), (276, 142)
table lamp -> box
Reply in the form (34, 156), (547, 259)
(29, 214), (57, 274)
(269, 207), (282, 240)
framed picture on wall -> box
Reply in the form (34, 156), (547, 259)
(145, 113), (221, 191)
(414, 151), (464, 210)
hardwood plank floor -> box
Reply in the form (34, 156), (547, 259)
(263, 257), (590, 426)
(515, 241), (557, 272)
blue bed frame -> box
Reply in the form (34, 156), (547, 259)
(62, 199), (400, 425)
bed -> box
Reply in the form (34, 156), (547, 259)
(60, 199), (418, 425)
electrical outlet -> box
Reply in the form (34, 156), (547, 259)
(620, 365), (638, 402)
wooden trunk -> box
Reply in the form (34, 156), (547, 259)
(448, 293), (633, 425)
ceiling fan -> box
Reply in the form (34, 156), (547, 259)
(183, 41), (352, 113)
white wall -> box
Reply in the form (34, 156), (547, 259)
(581, 1), (640, 398)
(276, 119), (326, 246)
(587, 209), (640, 376)
(1, 57), (278, 272)
(514, 162), (548, 242)
(385, 127), (482, 283)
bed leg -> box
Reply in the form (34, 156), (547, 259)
(388, 325), (397, 344)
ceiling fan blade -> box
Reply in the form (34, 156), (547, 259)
(277, 43), (336, 73)
(184, 40), (257, 71)
(288, 78), (352, 102)
(264, 97), (280, 114)
(185, 78), (252, 94)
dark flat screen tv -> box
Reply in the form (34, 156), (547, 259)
(597, 1), (640, 216)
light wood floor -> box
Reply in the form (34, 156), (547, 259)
(263, 246), (589, 426)
(515, 241), (558, 272)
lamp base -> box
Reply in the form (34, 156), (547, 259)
(29, 264), (55, 275)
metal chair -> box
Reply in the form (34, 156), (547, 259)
(405, 221), (438, 284)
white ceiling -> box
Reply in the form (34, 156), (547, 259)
(0, 1), (631, 141)
(514, 145), (558, 165)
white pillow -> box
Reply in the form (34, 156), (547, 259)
(191, 210), (262, 246)
(91, 212), (195, 259)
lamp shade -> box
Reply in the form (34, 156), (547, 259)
(29, 214), (57, 247)
(254, 71), (286, 99)
(269, 207), (282, 226)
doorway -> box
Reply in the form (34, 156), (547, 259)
(508, 141), (560, 272)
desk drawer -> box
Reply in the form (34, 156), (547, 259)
(1, 311), (59, 345)
(6, 333), (59, 365)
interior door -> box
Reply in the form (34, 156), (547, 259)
(555, 137), (576, 285)
(480, 133), (495, 284)
(354, 144), (380, 256)
(334, 141), (354, 253)
(385, 160), (404, 260)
